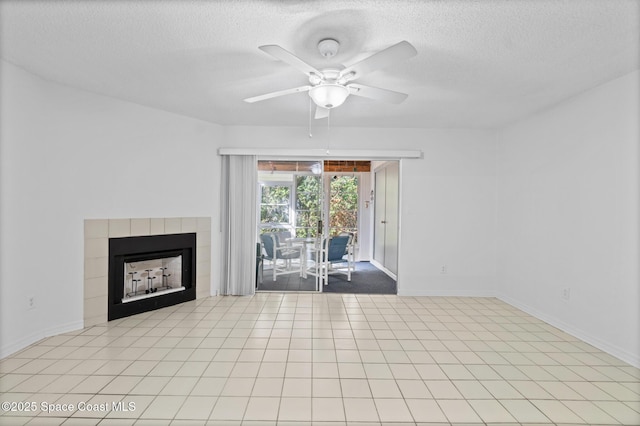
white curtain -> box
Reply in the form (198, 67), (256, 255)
(220, 155), (257, 295)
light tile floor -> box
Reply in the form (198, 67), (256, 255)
(0, 294), (639, 425)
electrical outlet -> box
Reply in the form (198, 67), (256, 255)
(561, 288), (570, 301)
(440, 264), (447, 274)
(27, 296), (35, 310)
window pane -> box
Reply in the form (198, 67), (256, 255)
(260, 206), (289, 224)
(261, 185), (290, 204)
(260, 183), (291, 226)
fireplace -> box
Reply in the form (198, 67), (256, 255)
(108, 233), (196, 320)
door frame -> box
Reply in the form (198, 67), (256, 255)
(322, 171), (372, 261)
(371, 160), (400, 281)
(245, 152), (408, 294)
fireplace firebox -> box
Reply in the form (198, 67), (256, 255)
(108, 233), (196, 320)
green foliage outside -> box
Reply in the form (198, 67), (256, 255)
(259, 174), (358, 240)
(295, 176), (321, 237)
(260, 185), (289, 225)
(329, 176), (358, 240)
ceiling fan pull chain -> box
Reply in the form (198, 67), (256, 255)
(326, 110), (331, 155)
(308, 97), (313, 138)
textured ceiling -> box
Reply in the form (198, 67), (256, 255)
(1, 0), (638, 128)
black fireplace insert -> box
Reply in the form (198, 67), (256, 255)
(108, 233), (196, 320)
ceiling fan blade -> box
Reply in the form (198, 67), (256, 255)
(314, 106), (330, 120)
(244, 85), (311, 103)
(259, 45), (323, 78)
(348, 83), (409, 104)
(339, 41), (417, 82)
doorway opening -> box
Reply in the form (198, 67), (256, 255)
(255, 159), (398, 294)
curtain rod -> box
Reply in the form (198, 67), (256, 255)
(217, 148), (422, 159)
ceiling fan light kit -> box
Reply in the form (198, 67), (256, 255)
(244, 39), (417, 118)
(309, 83), (349, 109)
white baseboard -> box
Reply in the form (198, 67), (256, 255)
(370, 259), (397, 280)
(0, 320), (84, 359)
(497, 293), (640, 368)
(398, 289), (496, 297)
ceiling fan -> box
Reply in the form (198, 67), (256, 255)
(244, 39), (417, 119)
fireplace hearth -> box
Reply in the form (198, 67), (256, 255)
(108, 233), (196, 320)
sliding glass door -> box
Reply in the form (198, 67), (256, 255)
(255, 160), (376, 292)
(257, 160), (325, 291)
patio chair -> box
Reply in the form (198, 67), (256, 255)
(273, 230), (293, 247)
(339, 232), (356, 274)
(272, 230), (295, 268)
(260, 233), (303, 281)
(309, 235), (351, 286)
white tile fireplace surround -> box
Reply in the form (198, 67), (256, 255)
(84, 217), (211, 327)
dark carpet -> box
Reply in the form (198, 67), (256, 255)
(322, 261), (397, 294)
(257, 261), (396, 294)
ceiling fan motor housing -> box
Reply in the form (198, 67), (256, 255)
(318, 38), (339, 58)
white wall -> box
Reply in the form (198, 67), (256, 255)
(222, 126), (499, 297)
(0, 61), (222, 357)
(496, 70), (640, 367)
